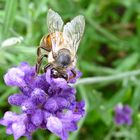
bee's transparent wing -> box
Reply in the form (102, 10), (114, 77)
(63, 15), (85, 56)
(47, 9), (64, 52)
(47, 9), (64, 33)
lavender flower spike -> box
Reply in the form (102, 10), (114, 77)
(114, 103), (132, 125)
(0, 62), (85, 140)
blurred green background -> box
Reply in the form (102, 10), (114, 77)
(1, 0), (140, 140)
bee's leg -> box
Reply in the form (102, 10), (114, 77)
(68, 69), (77, 80)
(44, 63), (53, 73)
(50, 68), (60, 78)
(61, 73), (69, 81)
(36, 45), (50, 74)
(37, 46), (49, 57)
(36, 54), (48, 74)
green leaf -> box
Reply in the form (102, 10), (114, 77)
(49, 134), (59, 140)
(131, 85), (140, 111)
(2, 0), (17, 39)
(115, 53), (139, 71)
(106, 86), (132, 109)
(90, 90), (112, 126)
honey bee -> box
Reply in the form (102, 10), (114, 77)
(36, 9), (85, 81)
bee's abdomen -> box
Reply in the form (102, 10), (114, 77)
(39, 35), (52, 52)
(39, 32), (63, 52)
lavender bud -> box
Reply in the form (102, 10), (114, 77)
(114, 104), (132, 125)
(44, 98), (58, 112)
(8, 94), (27, 106)
(31, 88), (47, 105)
(31, 109), (43, 126)
(4, 68), (26, 87)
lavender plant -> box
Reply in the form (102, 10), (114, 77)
(1, 0), (140, 139)
(0, 62), (85, 140)
(114, 104), (132, 125)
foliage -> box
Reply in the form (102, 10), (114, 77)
(1, 0), (140, 140)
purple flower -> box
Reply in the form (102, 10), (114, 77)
(114, 104), (132, 125)
(47, 110), (83, 140)
(4, 67), (26, 87)
(67, 69), (82, 84)
(47, 116), (64, 139)
(0, 62), (85, 140)
(0, 112), (27, 140)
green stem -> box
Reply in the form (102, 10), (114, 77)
(75, 69), (140, 86)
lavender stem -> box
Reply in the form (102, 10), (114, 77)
(75, 69), (140, 86)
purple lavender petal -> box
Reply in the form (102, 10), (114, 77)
(65, 94), (76, 104)
(114, 114), (124, 125)
(31, 88), (47, 105)
(44, 98), (58, 112)
(123, 105), (132, 114)
(8, 94), (27, 106)
(19, 62), (32, 73)
(18, 62), (36, 86)
(52, 78), (68, 89)
(0, 119), (9, 126)
(74, 101), (85, 116)
(6, 126), (13, 134)
(55, 97), (69, 108)
(63, 121), (77, 132)
(115, 104), (123, 114)
(12, 122), (26, 140)
(43, 111), (51, 123)
(21, 100), (36, 114)
(31, 109), (43, 126)
(68, 69), (82, 83)
(0, 111), (17, 127)
(46, 69), (68, 89)
(45, 69), (52, 84)
(26, 122), (37, 133)
(60, 87), (76, 96)
(123, 114), (132, 125)
(3, 111), (17, 122)
(114, 104), (133, 125)
(20, 62), (35, 80)
(58, 110), (82, 122)
(33, 74), (49, 90)
(4, 67), (26, 87)
(47, 116), (63, 137)
(60, 130), (68, 140)
(0, 113), (27, 140)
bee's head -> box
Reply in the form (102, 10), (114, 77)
(55, 49), (71, 68)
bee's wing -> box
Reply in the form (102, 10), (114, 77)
(47, 9), (64, 33)
(63, 15), (85, 56)
(47, 9), (64, 52)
